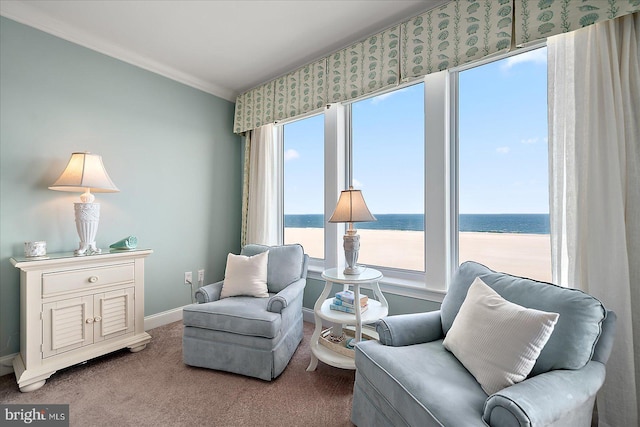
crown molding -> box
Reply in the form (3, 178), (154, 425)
(0, 2), (236, 102)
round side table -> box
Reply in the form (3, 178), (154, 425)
(307, 267), (388, 371)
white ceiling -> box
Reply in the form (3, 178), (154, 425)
(0, 0), (447, 101)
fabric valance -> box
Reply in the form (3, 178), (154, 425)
(233, 80), (275, 134)
(274, 58), (327, 121)
(233, 0), (639, 134)
(401, 0), (513, 81)
(515, 0), (640, 46)
(328, 25), (401, 103)
(234, 0), (513, 134)
(235, 59), (327, 134)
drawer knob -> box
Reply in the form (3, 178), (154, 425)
(86, 318), (94, 324)
(94, 316), (102, 322)
(88, 276), (99, 283)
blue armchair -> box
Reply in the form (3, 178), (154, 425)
(351, 261), (616, 426)
(182, 244), (308, 380)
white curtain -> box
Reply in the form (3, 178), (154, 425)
(242, 124), (280, 246)
(548, 13), (639, 427)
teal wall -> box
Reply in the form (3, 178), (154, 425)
(0, 17), (242, 357)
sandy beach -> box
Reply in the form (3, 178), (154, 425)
(285, 228), (552, 283)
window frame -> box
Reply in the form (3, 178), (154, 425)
(348, 81), (426, 274)
(280, 111), (326, 261)
(277, 41), (547, 302)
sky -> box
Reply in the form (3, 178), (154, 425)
(283, 47), (549, 215)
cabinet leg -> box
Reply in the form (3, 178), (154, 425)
(19, 380), (46, 393)
(129, 344), (147, 353)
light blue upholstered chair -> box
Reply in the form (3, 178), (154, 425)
(352, 261), (616, 427)
(182, 244), (308, 381)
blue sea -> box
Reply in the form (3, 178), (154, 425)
(285, 214), (550, 234)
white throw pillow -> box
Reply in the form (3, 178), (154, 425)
(220, 251), (269, 298)
(442, 277), (559, 395)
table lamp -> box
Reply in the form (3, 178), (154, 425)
(49, 152), (119, 255)
(329, 186), (376, 275)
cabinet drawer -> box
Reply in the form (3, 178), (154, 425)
(42, 263), (135, 295)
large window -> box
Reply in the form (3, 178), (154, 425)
(457, 47), (550, 282)
(351, 83), (425, 271)
(278, 45), (550, 292)
(282, 114), (325, 259)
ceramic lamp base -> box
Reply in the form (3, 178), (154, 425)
(342, 231), (363, 275)
(343, 265), (365, 275)
(74, 202), (101, 255)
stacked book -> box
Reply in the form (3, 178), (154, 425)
(330, 290), (369, 314)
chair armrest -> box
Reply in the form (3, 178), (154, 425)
(195, 281), (223, 303)
(267, 278), (306, 313)
(483, 361), (606, 427)
(376, 311), (444, 346)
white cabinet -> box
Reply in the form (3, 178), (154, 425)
(10, 249), (152, 392)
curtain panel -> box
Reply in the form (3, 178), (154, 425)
(241, 124), (280, 246)
(547, 13), (640, 427)
(516, 0), (640, 46)
(401, 0), (513, 81)
(240, 131), (251, 246)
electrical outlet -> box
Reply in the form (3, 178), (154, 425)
(184, 271), (192, 286)
(197, 269), (205, 286)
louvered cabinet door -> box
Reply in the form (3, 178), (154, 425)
(94, 288), (134, 342)
(42, 296), (94, 358)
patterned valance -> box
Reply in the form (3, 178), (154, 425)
(401, 0), (513, 81)
(234, 1), (511, 134)
(274, 59), (327, 121)
(233, 0), (638, 134)
(233, 80), (275, 134)
(328, 25), (401, 103)
(235, 60), (327, 134)
(515, 0), (640, 45)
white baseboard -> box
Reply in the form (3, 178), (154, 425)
(303, 307), (315, 324)
(144, 306), (186, 331)
(0, 353), (16, 377)
(0, 306), (188, 377)
(303, 307), (334, 327)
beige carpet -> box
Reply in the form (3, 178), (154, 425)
(0, 321), (356, 427)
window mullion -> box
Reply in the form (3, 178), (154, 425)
(276, 125), (285, 245)
(449, 70), (460, 279)
(424, 71), (450, 292)
(324, 104), (346, 270)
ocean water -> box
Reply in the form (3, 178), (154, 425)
(285, 213), (550, 234)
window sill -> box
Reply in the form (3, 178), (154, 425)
(307, 265), (446, 303)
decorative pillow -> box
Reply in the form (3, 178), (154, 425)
(220, 251), (269, 298)
(442, 277), (559, 395)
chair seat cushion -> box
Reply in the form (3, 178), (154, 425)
(183, 296), (281, 339)
(355, 339), (487, 427)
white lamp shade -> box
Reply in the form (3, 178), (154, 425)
(328, 187), (376, 223)
(49, 152), (119, 193)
